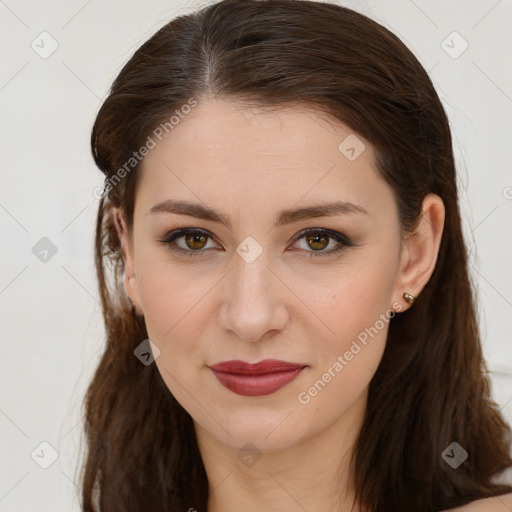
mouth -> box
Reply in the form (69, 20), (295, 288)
(208, 359), (308, 397)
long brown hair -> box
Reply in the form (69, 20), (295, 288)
(80, 1), (512, 510)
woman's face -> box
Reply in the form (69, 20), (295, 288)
(119, 98), (407, 452)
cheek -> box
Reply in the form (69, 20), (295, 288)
(306, 255), (396, 349)
(295, 292), (391, 424)
(134, 246), (205, 335)
(138, 261), (210, 408)
(295, 257), (396, 401)
(133, 251), (236, 401)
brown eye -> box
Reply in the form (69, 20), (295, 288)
(291, 228), (354, 257)
(184, 233), (208, 250)
(159, 227), (354, 259)
(158, 228), (219, 257)
(305, 232), (329, 251)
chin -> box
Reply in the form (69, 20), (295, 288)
(197, 406), (310, 453)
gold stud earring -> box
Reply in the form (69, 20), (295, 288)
(403, 292), (416, 305)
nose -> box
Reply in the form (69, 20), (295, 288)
(218, 252), (289, 343)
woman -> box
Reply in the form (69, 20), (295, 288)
(80, 0), (512, 510)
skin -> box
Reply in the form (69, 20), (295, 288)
(442, 493), (512, 512)
(113, 96), (464, 511)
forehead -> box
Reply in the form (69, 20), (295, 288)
(135, 98), (391, 221)
(144, 98), (371, 166)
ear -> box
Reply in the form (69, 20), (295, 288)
(111, 206), (144, 316)
(392, 193), (445, 312)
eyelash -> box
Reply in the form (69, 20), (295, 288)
(157, 227), (354, 258)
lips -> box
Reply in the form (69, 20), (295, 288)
(209, 359), (308, 396)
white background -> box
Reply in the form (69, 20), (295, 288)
(1, 0), (511, 510)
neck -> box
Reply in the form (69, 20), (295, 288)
(194, 389), (367, 512)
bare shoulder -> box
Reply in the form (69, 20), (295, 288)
(440, 492), (512, 511)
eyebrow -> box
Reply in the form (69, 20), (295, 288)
(148, 199), (368, 230)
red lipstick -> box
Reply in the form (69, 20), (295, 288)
(209, 359), (307, 397)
